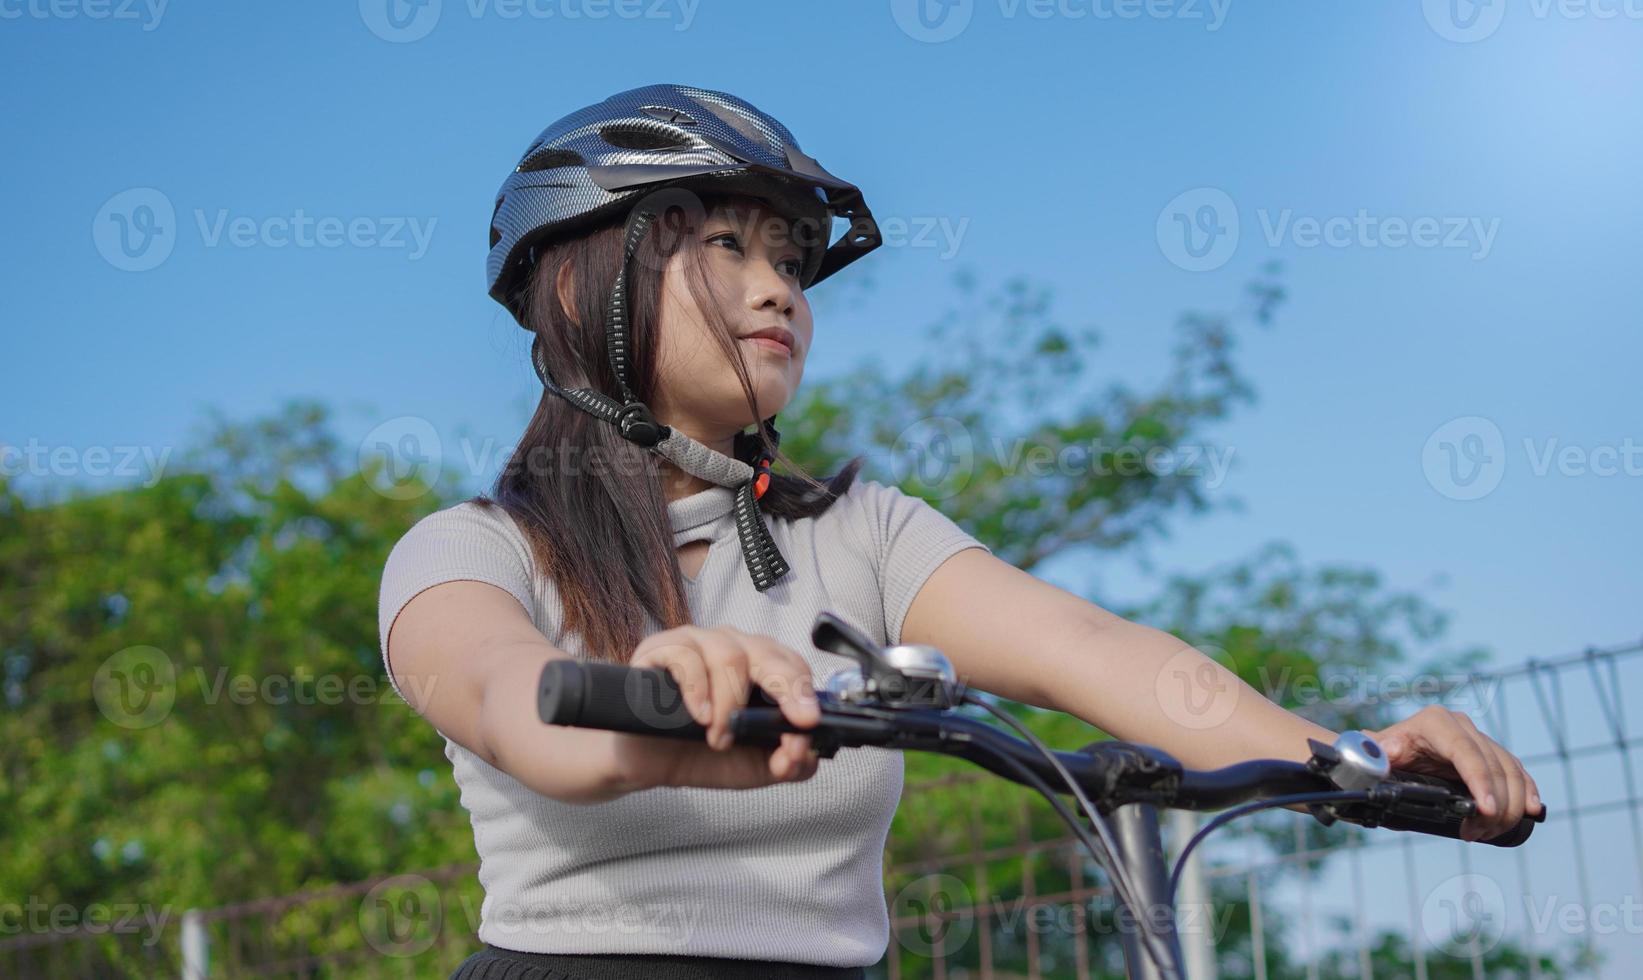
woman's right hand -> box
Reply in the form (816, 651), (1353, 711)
(612, 625), (822, 791)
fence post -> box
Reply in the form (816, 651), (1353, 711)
(1169, 808), (1217, 980)
(181, 909), (208, 980)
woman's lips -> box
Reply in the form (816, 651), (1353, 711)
(741, 337), (793, 357)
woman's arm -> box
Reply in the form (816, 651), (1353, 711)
(901, 548), (1543, 840)
(386, 580), (642, 804)
(386, 581), (825, 803)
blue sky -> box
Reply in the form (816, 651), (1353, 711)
(4, 5), (1638, 668)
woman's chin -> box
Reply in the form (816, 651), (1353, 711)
(751, 378), (796, 417)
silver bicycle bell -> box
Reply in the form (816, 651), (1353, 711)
(1327, 730), (1393, 791)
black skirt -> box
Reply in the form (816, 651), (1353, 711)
(449, 943), (870, 980)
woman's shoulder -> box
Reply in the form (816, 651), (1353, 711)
(402, 496), (525, 537)
(818, 476), (935, 527)
(384, 497), (537, 581)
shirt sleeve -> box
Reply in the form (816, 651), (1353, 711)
(856, 479), (993, 647)
(377, 501), (537, 702)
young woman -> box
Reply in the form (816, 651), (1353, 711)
(378, 84), (1543, 980)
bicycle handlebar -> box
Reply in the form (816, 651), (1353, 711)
(537, 658), (1545, 848)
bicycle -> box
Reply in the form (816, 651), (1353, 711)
(536, 612), (1547, 980)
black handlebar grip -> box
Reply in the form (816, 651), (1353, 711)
(538, 660), (706, 739)
(537, 660), (788, 742)
(1386, 768), (1547, 848)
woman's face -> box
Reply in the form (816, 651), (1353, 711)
(649, 199), (813, 443)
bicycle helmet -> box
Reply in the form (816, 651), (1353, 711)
(486, 83), (883, 592)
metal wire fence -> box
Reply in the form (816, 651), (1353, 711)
(4, 641), (1638, 979)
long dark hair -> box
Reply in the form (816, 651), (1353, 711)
(473, 193), (864, 663)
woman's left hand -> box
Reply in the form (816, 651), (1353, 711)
(1365, 705), (1546, 842)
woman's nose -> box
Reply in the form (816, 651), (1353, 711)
(746, 263), (796, 318)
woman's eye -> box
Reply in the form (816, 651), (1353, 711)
(708, 233), (800, 278)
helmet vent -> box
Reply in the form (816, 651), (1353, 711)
(517, 148), (584, 173)
(598, 124), (690, 151)
(640, 105), (697, 126)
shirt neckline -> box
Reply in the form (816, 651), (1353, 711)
(667, 484), (738, 545)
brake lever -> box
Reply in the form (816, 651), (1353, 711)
(811, 612), (905, 694)
(811, 611), (961, 708)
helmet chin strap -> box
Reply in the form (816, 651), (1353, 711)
(529, 206), (792, 592)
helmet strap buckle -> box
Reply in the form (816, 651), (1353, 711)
(616, 401), (667, 447)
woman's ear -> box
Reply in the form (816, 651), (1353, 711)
(554, 260), (579, 326)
